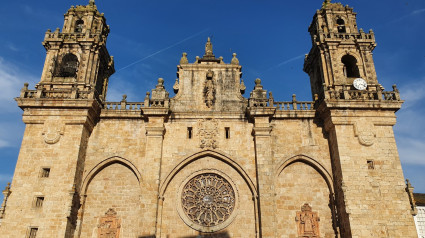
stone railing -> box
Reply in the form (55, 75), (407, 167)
(19, 83), (99, 100)
(104, 100), (144, 110)
(325, 85), (401, 101)
(274, 94), (315, 111)
(44, 29), (102, 42)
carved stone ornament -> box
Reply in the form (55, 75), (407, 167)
(97, 208), (121, 238)
(197, 118), (219, 149)
(178, 171), (238, 233)
(204, 70), (215, 108)
(353, 122), (375, 146)
(295, 203), (320, 238)
(42, 119), (65, 144)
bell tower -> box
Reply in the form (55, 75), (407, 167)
(303, 1), (418, 237)
(0, 1), (115, 237)
(304, 0), (378, 100)
(40, 0), (114, 101)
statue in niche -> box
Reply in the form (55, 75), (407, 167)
(204, 70), (215, 108)
(295, 203), (320, 238)
(97, 208), (121, 238)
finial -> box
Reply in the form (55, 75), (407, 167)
(240, 79), (246, 94)
(231, 53), (239, 65)
(255, 78), (261, 85)
(89, 0), (95, 6)
(180, 52), (188, 64)
(322, 0), (331, 8)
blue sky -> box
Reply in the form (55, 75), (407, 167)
(0, 0), (424, 202)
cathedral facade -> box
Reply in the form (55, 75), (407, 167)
(0, 0), (419, 237)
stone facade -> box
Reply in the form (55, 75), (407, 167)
(0, 0), (419, 237)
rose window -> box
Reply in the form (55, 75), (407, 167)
(181, 173), (236, 227)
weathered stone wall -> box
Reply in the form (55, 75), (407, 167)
(0, 112), (92, 237)
(79, 163), (143, 238)
(276, 161), (334, 238)
(325, 111), (418, 237)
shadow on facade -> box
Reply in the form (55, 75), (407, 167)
(137, 231), (230, 238)
(179, 231), (231, 238)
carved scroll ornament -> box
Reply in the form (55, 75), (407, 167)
(42, 119), (64, 144)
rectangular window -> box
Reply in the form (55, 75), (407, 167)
(40, 168), (50, 178)
(188, 127), (193, 139)
(34, 197), (44, 208)
(28, 227), (38, 238)
(367, 160), (375, 170)
(225, 127), (230, 139)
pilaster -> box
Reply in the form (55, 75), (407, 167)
(249, 107), (276, 238)
(142, 108), (168, 236)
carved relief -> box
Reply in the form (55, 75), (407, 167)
(42, 119), (65, 144)
(204, 70), (215, 108)
(295, 203), (320, 238)
(353, 122), (375, 146)
(197, 118), (219, 149)
(97, 208), (121, 238)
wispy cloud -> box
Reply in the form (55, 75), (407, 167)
(0, 57), (38, 110)
(0, 57), (37, 148)
(0, 174), (12, 183)
(398, 80), (425, 108)
(116, 28), (209, 73)
(394, 78), (425, 166)
(266, 54), (305, 72)
(7, 43), (19, 52)
(390, 8), (425, 23)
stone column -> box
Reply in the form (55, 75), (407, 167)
(250, 108), (276, 238)
(142, 108), (168, 236)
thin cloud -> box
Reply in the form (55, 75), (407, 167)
(116, 28), (209, 73)
(390, 8), (425, 23)
(0, 57), (38, 109)
(266, 54), (305, 72)
(0, 174), (13, 183)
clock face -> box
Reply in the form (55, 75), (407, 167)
(353, 78), (367, 90)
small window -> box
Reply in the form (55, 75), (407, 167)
(187, 127), (193, 139)
(225, 127), (230, 139)
(367, 160), (375, 170)
(40, 168), (50, 178)
(28, 227), (38, 238)
(34, 196), (44, 208)
(74, 20), (84, 33)
(341, 55), (360, 78)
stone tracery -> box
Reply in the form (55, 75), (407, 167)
(181, 173), (235, 227)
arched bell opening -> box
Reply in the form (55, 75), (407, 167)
(58, 53), (79, 77)
(341, 55), (360, 78)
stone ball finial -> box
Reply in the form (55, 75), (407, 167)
(158, 78), (164, 85)
(255, 78), (261, 85)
